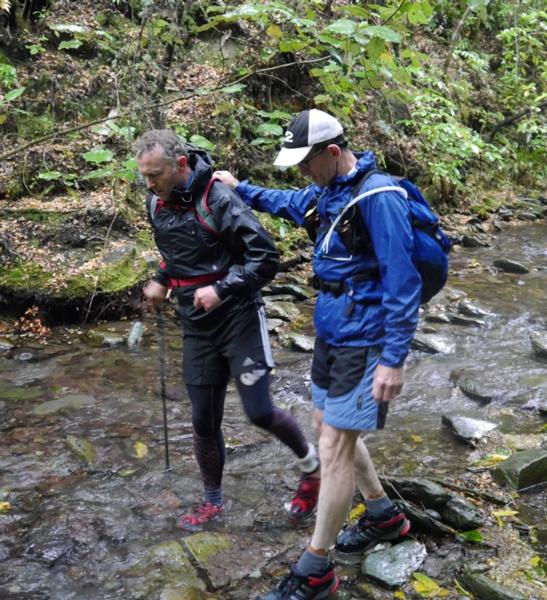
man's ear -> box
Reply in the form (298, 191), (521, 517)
(327, 144), (342, 158)
(176, 155), (188, 170)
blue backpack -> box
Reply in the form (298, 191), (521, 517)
(324, 169), (451, 304)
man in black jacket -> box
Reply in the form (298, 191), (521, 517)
(135, 129), (320, 529)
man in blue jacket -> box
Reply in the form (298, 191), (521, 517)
(214, 109), (420, 600)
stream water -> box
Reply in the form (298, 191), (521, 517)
(0, 222), (545, 599)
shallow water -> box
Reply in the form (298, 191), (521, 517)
(0, 222), (545, 599)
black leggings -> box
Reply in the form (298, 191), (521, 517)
(187, 371), (309, 490)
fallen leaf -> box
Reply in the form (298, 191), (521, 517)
(0, 502), (12, 512)
(133, 441), (149, 459)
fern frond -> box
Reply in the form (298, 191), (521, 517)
(0, 0), (12, 13)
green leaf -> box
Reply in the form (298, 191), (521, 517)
(82, 148), (114, 164)
(4, 87), (25, 102)
(412, 572), (449, 597)
(189, 134), (215, 152)
(457, 529), (483, 543)
(256, 123), (283, 136)
(83, 167), (114, 180)
(326, 19), (357, 36)
(361, 25), (401, 43)
(58, 39), (83, 50)
(38, 170), (64, 181)
(219, 83), (246, 95)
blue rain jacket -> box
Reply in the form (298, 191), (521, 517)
(235, 152), (422, 367)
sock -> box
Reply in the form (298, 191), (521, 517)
(365, 494), (393, 518)
(296, 549), (330, 576)
(203, 486), (223, 506)
(298, 443), (320, 474)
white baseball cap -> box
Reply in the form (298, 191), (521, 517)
(273, 109), (345, 167)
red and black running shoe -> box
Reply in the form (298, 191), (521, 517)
(256, 562), (339, 600)
(335, 505), (410, 554)
(286, 473), (320, 523)
(176, 501), (225, 531)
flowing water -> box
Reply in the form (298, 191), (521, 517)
(0, 222), (545, 599)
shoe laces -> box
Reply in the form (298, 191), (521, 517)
(180, 501), (222, 526)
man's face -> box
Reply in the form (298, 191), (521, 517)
(297, 145), (339, 186)
(137, 145), (186, 199)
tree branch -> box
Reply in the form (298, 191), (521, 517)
(0, 56), (331, 163)
(488, 99), (547, 142)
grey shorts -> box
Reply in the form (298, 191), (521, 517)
(311, 338), (387, 431)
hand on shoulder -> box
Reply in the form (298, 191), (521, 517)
(213, 170), (240, 189)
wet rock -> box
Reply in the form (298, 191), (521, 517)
(33, 393), (95, 416)
(530, 332), (547, 358)
(516, 211), (537, 221)
(65, 435), (95, 465)
(446, 313), (486, 327)
(281, 333), (314, 353)
(121, 540), (204, 597)
(442, 415), (497, 443)
(266, 318), (284, 333)
(422, 542), (464, 579)
(184, 533), (275, 589)
(126, 321), (145, 347)
(0, 384), (43, 401)
(493, 259), (530, 274)
(394, 500), (455, 536)
(501, 433), (545, 451)
(0, 339), (14, 351)
(383, 477), (483, 530)
(457, 299), (493, 318)
(102, 242), (137, 264)
(493, 448), (547, 490)
(412, 333), (455, 354)
(424, 310), (451, 324)
(14, 352), (34, 361)
(382, 477), (451, 508)
(263, 299), (297, 321)
(81, 328), (125, 348)
(450, 369), (498, 403)
(361, 540), (427, 588)
(439, 496), (485, 530)
(263, 283), (313, 301)
(462, 234), (490, 247)
(460, 570), (527, 600)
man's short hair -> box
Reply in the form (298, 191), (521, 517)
(134, 129), (189, 163)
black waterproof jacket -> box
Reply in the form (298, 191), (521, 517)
(145, 149), (279, 324)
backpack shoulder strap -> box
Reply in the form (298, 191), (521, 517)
(193, 176), (221, 235)
(146, 192), (159, 224)
(321, 174), (407, 254)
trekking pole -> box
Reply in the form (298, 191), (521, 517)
(156, 309), (170, 470)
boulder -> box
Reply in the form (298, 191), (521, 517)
(493, 448), (547, 490)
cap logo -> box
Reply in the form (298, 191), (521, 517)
(284, 130), (294, 143)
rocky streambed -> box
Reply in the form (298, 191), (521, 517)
(0, 221), (546, 600)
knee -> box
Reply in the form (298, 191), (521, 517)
(248, 411), (273, 430)
(318, 425), (357, 469)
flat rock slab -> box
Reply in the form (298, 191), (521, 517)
(32, 393), (96, 416)
(493, 448), (547, 490)
(412, 333), (455, 354)
(442, 415), (497, 443)
(460, 571), (527, 600)
(184, 532), (282, 589)
(362, 540), (427, 588)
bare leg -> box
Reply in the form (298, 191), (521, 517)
(310, 423), (360, 550)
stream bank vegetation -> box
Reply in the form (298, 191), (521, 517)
(0, 0), (545, 318)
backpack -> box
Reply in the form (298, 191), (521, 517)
(322, 170), (451, 304)
(147, 175), (220, 236)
